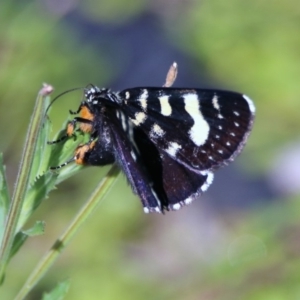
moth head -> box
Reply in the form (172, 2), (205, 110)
(85, 85), (121, 106)
(84, 86), (109, 105)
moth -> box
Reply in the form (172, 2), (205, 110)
(49, 63), (255, 213)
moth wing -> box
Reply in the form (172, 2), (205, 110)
(120, 88), (255, 172)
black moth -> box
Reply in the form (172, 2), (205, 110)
(49, 63), (255, 213)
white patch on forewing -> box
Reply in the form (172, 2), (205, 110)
(243, 94), (256, 114)
(131, 112), (146, 126)
(165, 142), (182, 157)
(184, 94), (210, 146)
(212, 94), (220, 110)
(138, 89), (148, 111)
(158, 95), (172, 116)
(150, 124), (165, 139)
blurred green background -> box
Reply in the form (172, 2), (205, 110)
(1, 0), (300, 299)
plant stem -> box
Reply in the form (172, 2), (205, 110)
(0, 85), (51, 280)
(15, 164), (119, 300)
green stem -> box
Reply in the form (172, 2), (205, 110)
(14, 164), (119, 300)
(0, 85), (51, 280)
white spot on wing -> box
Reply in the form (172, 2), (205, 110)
(127, 120), (139, 153)
(200, 171), (214, 192)
(165, 142), (181, 157)
(143, 206), (161, 214)
(243, 95), (256, 114)
(151, 188), (162, 211)
(150, 124), (165, 139)
(131, 112), (146, 126)
(125, 91), (130, 99)
(184, 197), (193, 205)
(212, 95), (220, 110)
(154, 207), (161, 212)
(184, 94), (210, 146)
(120, 112), (127, 130)
(138, 89), (148, 111)
(158, 95), (172, 116)
(172, 203), (181, 210)
(130, 150), (137, 161)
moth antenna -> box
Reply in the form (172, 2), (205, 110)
(44, 87), (84, 117)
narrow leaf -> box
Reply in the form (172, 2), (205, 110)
(23, 220), (45, 236)
(10, 221), (45, 260)
(42, 280), (70, 300)
(0, 84), (52, 280)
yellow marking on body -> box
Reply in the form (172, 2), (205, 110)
(79, 105), (94, 133)
(74, 141), (96, 165)
(74, 144), (90, 165)
(67, 122), (75, 136)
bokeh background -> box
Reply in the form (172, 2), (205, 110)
(1, 0), (300, 299)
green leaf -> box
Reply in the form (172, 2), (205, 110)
(17, 172), (58, 232)
(23, 220), (45, 236)
(18, 110), (86, 231)
(15, 165), (119, 300)
(47, 126), (86, 172)
(10, 221), (45, 260)
(9, 232), (28, 260)
(0, 85), (50, 280)
(46, 125), (86, 184)
(29, 94), (52, 184)
(42, 280), (70, 300)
